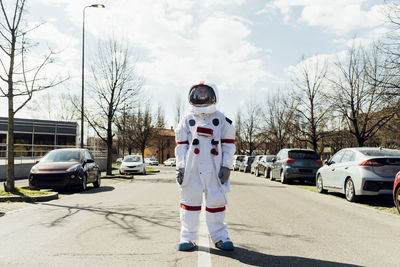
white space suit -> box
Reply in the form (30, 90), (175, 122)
(175, 82), (236, 250)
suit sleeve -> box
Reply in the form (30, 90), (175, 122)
(221, 117), (236, 168)
(174, 118), (189, 169)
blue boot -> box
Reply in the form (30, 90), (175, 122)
(178, 241), (196, 251)
(215, 240), (234, 251)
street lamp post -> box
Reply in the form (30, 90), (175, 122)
(81, 4), (105, 148)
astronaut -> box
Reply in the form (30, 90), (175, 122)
(175, 81), (236, 251)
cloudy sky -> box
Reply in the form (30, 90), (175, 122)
(0, 0), (391, 128)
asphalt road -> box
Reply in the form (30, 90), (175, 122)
(1, 166), (400, 266)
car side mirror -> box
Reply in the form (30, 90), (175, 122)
(324, 160), (330, 166)
(35, 160), (39, 164)
(85, 158), (94, 164)
(272, 158), (276, 162)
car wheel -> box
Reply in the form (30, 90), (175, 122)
(255, 168), (259, 177)
(316, 174), (327, 194)
(268, 169), (274, 181)
(81, 174), (87, 191)
(395, 186), (400, 214)
(280, 171), (288, 184)
(93, 172), (101, 188)
(345, 178), (357, 202)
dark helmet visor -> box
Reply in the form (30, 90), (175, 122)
(188, 85), (216, 107)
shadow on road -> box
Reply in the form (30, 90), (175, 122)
(40, 202), (180, 239)
(56, 185), (115, 195)
(207, 246), (360, 267)
(0, 212), (4, 217)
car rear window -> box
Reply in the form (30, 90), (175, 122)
(374, 158), (400, 165)
(360, 150), (400, 157)
(288, 150), (319, 159)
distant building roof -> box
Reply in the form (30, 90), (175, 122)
(0, 117), (77, 135)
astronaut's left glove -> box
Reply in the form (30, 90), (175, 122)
(218, 166), (230, 184)
(176, 168), (184, 185)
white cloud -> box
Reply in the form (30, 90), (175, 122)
(259, 0), (387, 34)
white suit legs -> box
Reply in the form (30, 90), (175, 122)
(180, 170), (228, 243)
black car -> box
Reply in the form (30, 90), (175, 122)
(270, 149), (322, 184)
(254, 155), (276, 178)
(29, 148), (101, 191)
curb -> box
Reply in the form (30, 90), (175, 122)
(0, 192), (58, 202)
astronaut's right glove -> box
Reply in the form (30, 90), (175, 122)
(218, 166), (230, 185)
(176, 168), (184, 185)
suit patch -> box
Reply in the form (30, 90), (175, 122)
(212, 118), (219, 126)
(189, 119), (196, 126)
(225, 117), (232, 124)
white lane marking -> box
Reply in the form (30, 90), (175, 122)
(198, 204), (212, 267)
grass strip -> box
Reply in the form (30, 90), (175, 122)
(0, 187), (52, 197)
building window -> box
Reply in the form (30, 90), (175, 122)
(57, 135), (75, 147)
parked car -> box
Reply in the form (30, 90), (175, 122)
(164, 158), (176, 166)
(119, 155), (146, 175)
(393, 171), (400, 214)
(317, 147), (400, 202)
(270, 148), (322, 184)
(255, 155), (276, 178)
(232, 155), (244, 171)
(250, 155), (264, 174)
(29, 148), (101, 191)
(145, 158), (159, 166)
(394, 171), (400, 214)
(116, 158), (123, 164)
(239, 156), (255, 173)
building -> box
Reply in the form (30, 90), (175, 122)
(144, 128), (175, 163)
(0, 117), (77, 158)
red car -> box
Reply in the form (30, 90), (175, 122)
(393, 171), (400, 214)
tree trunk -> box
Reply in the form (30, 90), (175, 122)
(106, 121), (113, 175)
(6, 96), (15, 192)
(5, 34), (16, 192)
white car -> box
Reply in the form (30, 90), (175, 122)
(232, 155), (244, 170)
(119, 155), (146, 175)
(163, 158), (176, 166)
(316, 147), (400, 202)
(145, 158), (159, 166)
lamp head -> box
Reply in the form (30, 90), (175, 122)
(90, 4), (105, 8)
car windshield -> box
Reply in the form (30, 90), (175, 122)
(41, 150), (81, 163)
(266, 156), (275, 162)
(124, 156), (141, 162)
(288, 150), (319, 159)
(360, 150), (400, 157)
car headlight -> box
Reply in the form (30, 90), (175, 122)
(30, 166), (39, 174)
(66, 164), (81, 172)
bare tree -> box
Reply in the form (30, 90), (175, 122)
(27, 92), (79, 121)
(291, 56), (330, 154)
(155, 104), (166, 128)
(238, 102), (262, 155)
(234, 112), (246, 155)
(328, 44), (399, 146)
(0, 0), (65, 191)
(126, 105), (154, 160)
(175, 94), (185, 126)
(262, 91), (296, 154)
(85, 37), (141, 175)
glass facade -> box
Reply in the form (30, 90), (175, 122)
(0, 117), (77, 158)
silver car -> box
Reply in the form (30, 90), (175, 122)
(232, 155), (244, 171)
(316, 147), (400, 202)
